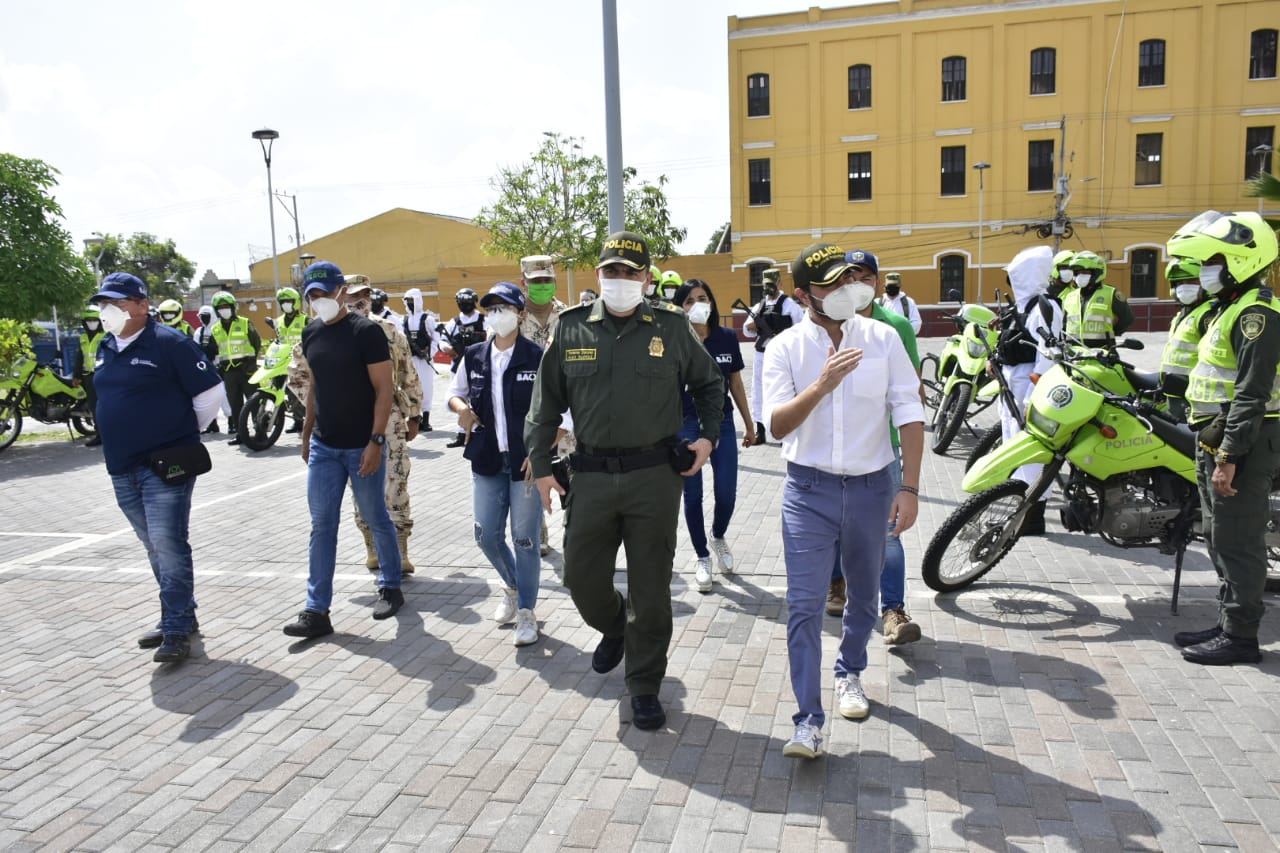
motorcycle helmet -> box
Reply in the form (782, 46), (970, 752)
(1070, 250), (1107, 285)
(455, 287), (478, 314)
(81, 305), (101, 321)
(276, 287), (300, 314)
(1051, 249), (1075, 283)
(211, 291), (237, 309)
(158, 299), (184, 326)
(645, 264), (662, 297)
(371, 288), (389, 313)
(658, 270), (683, 301)
(1165, 257), (1201, 283)
(1167, 210), (1279, 288)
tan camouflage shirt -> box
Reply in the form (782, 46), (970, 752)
(287, 314), (423, 420)
(519, 299), (567, 349)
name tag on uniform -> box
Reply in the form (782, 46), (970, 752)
(516, 370), (537, 382)
(566, 348), (596, 362)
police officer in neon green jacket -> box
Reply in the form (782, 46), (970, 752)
(1159, 258), (1217, 423)
(209, 290), (261, 445)
(1060, 250), (1134, 347)
(1170, 210), (1280, 666)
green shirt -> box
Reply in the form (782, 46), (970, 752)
(524, 298), (725, 478)
(870, 302), (921, 447)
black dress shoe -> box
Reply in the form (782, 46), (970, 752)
(630, 694), (666, 730)
(1182, 632), (1262, 666)
(1174, 624), (1222, 648)
(445, 433), (466, 448)
(754, 422), (767, 446)
(227, 435), (242, 446)
(591, 634), (625, 674)
(203, 421), (220, 434)
(282, 610), (334, 638)
(139, 617), (199, 649)
(153, 634), (190, 663)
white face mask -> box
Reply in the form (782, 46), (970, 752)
(600, 275), (645, 313)
(99, 303), (129, 336)
(311, 297), (341, 323)
(1058, 269), (1075, 283)
(686, 302), (712, 325)
(1199, 264), (1226, 295)
(487, 308), (520, 337)
(816, 283), (874, 320)
(1073, 273), (1092, 287)
(84, 320), (100, 332)
(1174, 283), (1203, 305)
(281, 302), (295, 315)
(217, 307), (233, 320)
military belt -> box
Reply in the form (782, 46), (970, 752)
(572, 438), (676, 474)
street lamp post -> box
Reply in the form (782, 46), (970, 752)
(252, 128), (281, 287)
(973, 161), (992, 304)
(83, 233), (105, 287)
(1254, 144), (1273, 214)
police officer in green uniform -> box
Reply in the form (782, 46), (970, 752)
(1061, 250), (1135, 347)
(1159, 258), (1216, 423)
(274, 287), (308, 433)
(209, 290), (262, 445)
(1170, 210), (1280, 666)
(75, 305), (106, 447)
(525, 231), (724, 731)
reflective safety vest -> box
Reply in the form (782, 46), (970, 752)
(276, 312), (307, 348)
(1159, 300), (1216, 380)
(1062, 285), (1118, 345)
(164, 319), (194, 338)
(1186, 289), (1280, 423)
(212, 316), (255, 362)
(80, 331), (104, 374)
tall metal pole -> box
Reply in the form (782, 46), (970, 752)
(1053, 116), (1068, 253)
(253, 129), (281, 287)
(601, 0), (624, 231)
(974, 162), (991, 305)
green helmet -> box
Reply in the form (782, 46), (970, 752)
(1070, 250), (1107, 283)
(81, 305), (100, 320)
(1167, 210), (1278, 286)
(211, 290), (237, 309)
(649, 264), (661, 281)
(1165, 257), (1201, 283)
(276, 287), (299, 304)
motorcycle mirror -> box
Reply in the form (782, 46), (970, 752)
(1119, 338), (1144, 351)
(264, 317), (276, 329)
(947, 288), (963, 304)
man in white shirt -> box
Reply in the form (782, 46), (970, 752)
(401, 288), (438, 432)
(743, 268), (805, 444)
(763, 242), (924, 759)
(877, 272), (923, 334)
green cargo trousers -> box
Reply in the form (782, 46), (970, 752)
(564, 464), (683, 696)
(1196, 419), (1280, 639)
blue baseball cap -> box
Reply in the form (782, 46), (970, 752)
(90, 272), (148, 303)
(302, 261), (345, 297)
(480, 281), (525, 311)
(845, 249), (879, 275)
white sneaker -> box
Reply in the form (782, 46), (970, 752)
(710, 538), (734, 575)
(783, 716), (823, 758)
(836, 675), (870, 720)
(693, 557), (713, 593)
(493, 587), (517, 625)
(513, 608), (539, 646)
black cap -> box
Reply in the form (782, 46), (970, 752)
(792, 243), (852, 289)
(596, 231), (651, 271)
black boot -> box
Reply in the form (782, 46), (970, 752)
(445, 432), (466, 448)
(1018, 501), (1047, 536)
(754, 421), (767, 446)
(1182, 632), (1262, 666)
(203, 420), (220, 434)
(421, 413), (432, 432)
(84, 434), (102, 447)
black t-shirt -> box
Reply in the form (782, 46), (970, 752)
(301, 313), (391, 449)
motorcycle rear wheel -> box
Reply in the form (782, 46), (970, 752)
(964, 423), (1004, 472)
(930, 381), (971, 455)
(0, 397), (22, 452)
(238, 391), (285, 451)
(922, 480), (1028, 592)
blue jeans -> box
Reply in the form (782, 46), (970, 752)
(679, 415), (739, 558)
(306, 437), (401, 612)
(785, 462), (893, 727)
(472, 454), (543, 610)
(111, 467), (197, 635)
(830, 444), (905, 611)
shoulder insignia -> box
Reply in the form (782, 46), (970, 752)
(656, 301), (683, 313)
(1258, 286), (1274, 303)
(1241, 312), (1266, 341)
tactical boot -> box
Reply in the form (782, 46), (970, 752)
(361, 527), (379, 571)
(1018, 501), (1047, 537)
(397, 529), (415, 575)
(826, 578), (847, 617)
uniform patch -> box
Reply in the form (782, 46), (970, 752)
(1241, 312), (1266, 341)
(565, 348), (596, 362)
(648, 337), (665, 358)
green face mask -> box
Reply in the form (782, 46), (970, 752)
(526, 282), (556, 305)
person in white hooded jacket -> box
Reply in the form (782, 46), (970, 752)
(401, 288), (438, 431)
(994, 246), (1064, 535)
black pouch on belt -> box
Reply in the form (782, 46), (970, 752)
(669, 439), (697, 473)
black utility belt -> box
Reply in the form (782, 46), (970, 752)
(572, 438), (688, 474)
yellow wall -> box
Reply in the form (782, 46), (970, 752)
(728, 0), (1280, 303)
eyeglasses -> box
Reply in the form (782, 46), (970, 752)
(98, 297), (138, 308)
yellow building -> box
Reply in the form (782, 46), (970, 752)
(728, 0), (1279, 309)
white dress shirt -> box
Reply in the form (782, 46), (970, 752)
(762, 313), (925, 476)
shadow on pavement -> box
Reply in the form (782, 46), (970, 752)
(0, 436), (105, 474)
(148, 654), (300, 744)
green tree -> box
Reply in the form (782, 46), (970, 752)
(705, 222), (731, 254)
(474, 133), (688, 266)
(86, 232), (197, 303)
(0, 154), (96, 322)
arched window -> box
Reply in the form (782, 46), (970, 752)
(1251, 29), (1278, 79)
(1138, 39), (1166, 87)
(942, 56), (967, 101)
(848, 64), (872, 109)
(939, 254), (967, 302)
(747, 73), (770, 117)
(1030, 48), (1056, 95)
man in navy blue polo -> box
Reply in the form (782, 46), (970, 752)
(92, 272), (225, 664)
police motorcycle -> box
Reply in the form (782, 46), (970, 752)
(236, 317), (299, 451)
(921, 334), (1280, 611)
(0, 347), (96, 452)
(927, 300), (1002, 455)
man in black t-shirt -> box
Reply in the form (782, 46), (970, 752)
(282, 261), (405, 638)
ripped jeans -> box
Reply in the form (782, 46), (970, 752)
(472, 453), (544, 610)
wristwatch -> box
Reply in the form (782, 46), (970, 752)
(370, 433), (386, 447)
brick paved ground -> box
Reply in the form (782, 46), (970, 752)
(3, 333), (1279, 852)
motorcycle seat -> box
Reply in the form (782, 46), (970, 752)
(1146, 413), (1198, 460)
(1122, 366), (1162, 394)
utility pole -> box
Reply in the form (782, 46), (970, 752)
(1052, 115), (1068, 252)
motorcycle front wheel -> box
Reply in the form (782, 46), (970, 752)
(930, 381), (971, 455)
(71, 414), (96, 438)
(922, 480), (1028, 592)
(238, 391), (285, 451)
(0, 396), (22, 452)
(964, 423), (1004, 472)
(920, 354), (942, 412)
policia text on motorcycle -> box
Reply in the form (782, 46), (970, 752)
(1169, 210), (1280, 666)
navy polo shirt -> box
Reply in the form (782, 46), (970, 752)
(94, 319), (221, 475)
(681, 325), (744, 420)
